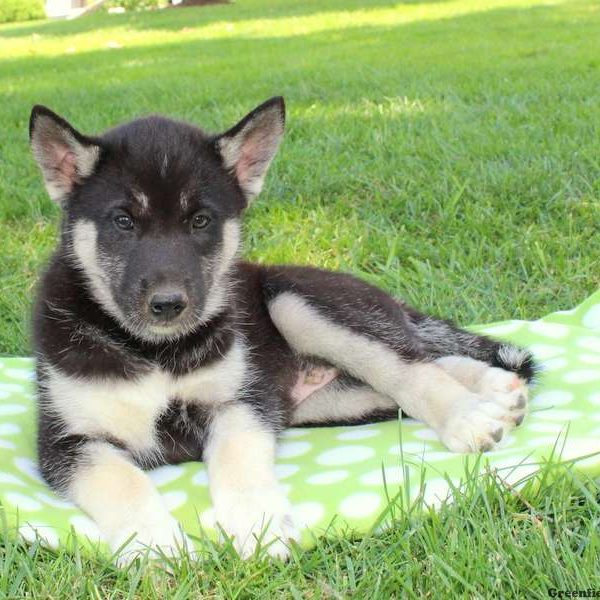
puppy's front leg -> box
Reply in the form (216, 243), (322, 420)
(204, 403), (298, 559)
(69, 441), (189, 565)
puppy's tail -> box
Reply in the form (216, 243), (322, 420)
(491, 343), (537, 383)
(412, 314), (538, 383)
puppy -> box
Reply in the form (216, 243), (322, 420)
(29, 97), (535, 562)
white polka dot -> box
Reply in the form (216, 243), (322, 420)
(0, 383), (28, 393)
(294, 501), (325, 527)
(0, 423), (21, 435)
(339, 492), (381, 518)
(497, 433), (517, 449)
(35, 492), (75, 509)
(400, 418), (421, 428)
(582, 304), (600, 329)
(191, 469), (208, 486)
(482, 321), (524, 336)
(526, 422), (566, 433)
(360, 466), (404, 486)
(14, 457), (43, 483)
(277, 441), (312, 459)
(420, 478), (451, 507)
(531, 390), (574, 408)
(148, 465), (185, 487)
(161, 490), (187, 511)
(534, 409), (582, 421)
(528, 344), (565, 360)
(199, 507), (216, 530)
(528, 321), (569, 339)
(4, 368), (34, 381)
(281, 428), (310, 438)
(526, 435), (563, 447)
(275, 464), (299, 479)
(388, 441), (433, 455)
(577, 354), (600, 365)
(576, 337), (600, 353)
(70, 515), (103, 541)
(5, 492), (42, 512)
(413, 428), (439, 441)
(562, 370), (600, 384)
(316, 445), (375, 466)
(19, 523), (59, 549)
(336, 428), (380, 441)
(588, 392), (600, 407)
(305, 470), (349, 485)
(416, 451), (458, 463)
(0, 404), (27, 415)
(540, 357), (568, 371)
(491, 462), (539, 486)
(561, 438), (600, 462)
(0, 472), (26, 486)
(0, 440), (16, 449)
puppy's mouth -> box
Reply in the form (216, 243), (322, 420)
(122, 307), (204, 343)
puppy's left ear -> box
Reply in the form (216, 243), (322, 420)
(215, 96), (285, 202)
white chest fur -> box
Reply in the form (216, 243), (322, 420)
(42, 339), (248, 454)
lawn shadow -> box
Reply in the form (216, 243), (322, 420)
(0, 0), (452, 39)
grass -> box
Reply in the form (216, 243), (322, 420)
(0, 0), (599, 596)
(2, 462), (600, 598)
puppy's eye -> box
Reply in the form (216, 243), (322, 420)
(114, 214), (134, 231)
(192, 213), (211, 230)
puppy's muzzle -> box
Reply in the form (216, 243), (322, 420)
(148, 290), (188, 323)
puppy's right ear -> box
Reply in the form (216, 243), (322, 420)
(29, 106), (101, 204)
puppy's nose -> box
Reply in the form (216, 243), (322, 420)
(149, 292), (188, 322)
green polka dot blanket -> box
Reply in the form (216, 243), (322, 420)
(1, 290), (599, 553)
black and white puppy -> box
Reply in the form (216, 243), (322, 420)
(29, 97), (535, 562)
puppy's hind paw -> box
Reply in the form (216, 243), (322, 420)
(439, 394), (519, 453)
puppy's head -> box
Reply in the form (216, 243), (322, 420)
(29, 98), (285, 342)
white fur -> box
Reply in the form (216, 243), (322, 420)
(268, 293), (525, 453)
(43, 338), (250, 457)
(71, 220), (125, 322)
(204, 403), (298, 559)
(132, 190), (149, 213)
(70, 442), (190, 564)
(292, 385), (396, 425)
(201, 219), (241, 322)
(160, 154), (169, 178)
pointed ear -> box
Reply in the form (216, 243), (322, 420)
(215, 97), (285, 202)
(29, 105), (101, 204)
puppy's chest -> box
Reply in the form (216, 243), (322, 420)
(45, 341), (247, 457)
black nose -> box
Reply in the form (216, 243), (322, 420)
(149, 292), (188, 322)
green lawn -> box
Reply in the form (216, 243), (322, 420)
(1, 0), (599, 596)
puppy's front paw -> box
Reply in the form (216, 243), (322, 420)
(214, 486), (298, 560)
(111, 513), (191, 567)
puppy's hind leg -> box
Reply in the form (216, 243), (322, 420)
(268, 290), (523, 453)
